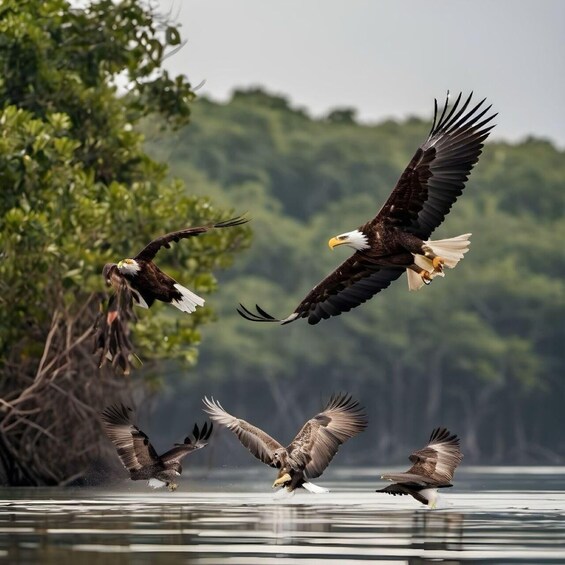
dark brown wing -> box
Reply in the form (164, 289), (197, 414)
(134, 215), (248, 262)
(373, 92), (496, 239)
(286, 393), (367, 479)
(100, 403), (160, 472)
(160, 422), (213, 465)
(381, 427), (463, 486)
(237, 257), (403, 325)
(202, 397), (284, 467)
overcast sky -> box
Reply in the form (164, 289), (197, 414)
(155, 0), (565, 148)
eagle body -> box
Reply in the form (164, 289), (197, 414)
(203, 393), (367, 493)
(376, 427), (463, 507)
(116, 258), (204, 313)
(377, 483), (449, 506)
(129, 460), (181, 486)
(102, 215), (247, 316)
(100, 403), (213, 491)
(238, 93), (495, 325)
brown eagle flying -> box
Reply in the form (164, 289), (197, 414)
(238, 93), (496, 325)
(376, 427), (463, 507)
(104, 215), (248, 314)
(101, 403), (213, 491)
(203, 393), (367, 493)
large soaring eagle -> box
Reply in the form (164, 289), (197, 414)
(203, 393), (367, 493)
(101, 403), (213, 491)
(376, 427), (463, 507)
(104, 215), (248, 314)
(238, 93), (496, 325)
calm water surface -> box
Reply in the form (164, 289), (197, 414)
(1, 467), (564, 564)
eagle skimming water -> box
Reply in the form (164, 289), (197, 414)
(376, 427), (463, 507)
(101, 403), (212, 491)
(203, 393), (367, 493)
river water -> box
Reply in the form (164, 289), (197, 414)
(1, 467), (564, 564)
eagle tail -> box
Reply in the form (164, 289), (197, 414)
(172, 283), (205, 313)
(408, 233), (471, 290)
(302, 481), (330, 494)
(423, 233), (472, 268)
(148, 478), (166, 489)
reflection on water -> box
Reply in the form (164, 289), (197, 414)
(0, 468), (564, 564)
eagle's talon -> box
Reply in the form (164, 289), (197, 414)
(422, 271), (433, 285)
(432, 257), (445, 272)
(167, 482), (178, 492)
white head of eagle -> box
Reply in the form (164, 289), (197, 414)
(328, 229), (370, 251)
(117, 258), (141, 275)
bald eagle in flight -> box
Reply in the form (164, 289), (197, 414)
(101, 403), (213, 491)
(238, 93), (496, 325)
(104, 215), (248, 314)
(203, 393), (367, 493)
(376, 427), (463, 507)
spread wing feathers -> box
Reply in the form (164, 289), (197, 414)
(287, 393), (368, 479)
(202, 397), (284, 467)
(134, 215), (248, 262)
(375, 92), (496, 239)
(160, 422), (213, 464)
(237, 260), (403, 325)
(382, 427), (462, 486)
(100, 403), (160, 472)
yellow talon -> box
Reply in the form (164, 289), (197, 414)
(432, 257), (444, 272)
(273, 472), (291, 488)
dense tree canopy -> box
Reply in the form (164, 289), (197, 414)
(144, 88), (565, 465)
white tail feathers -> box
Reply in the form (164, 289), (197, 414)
(407, 234), (471, 291)
(148, 478), (166, 489)
(302, 481), (330, 494)
(424, 233), (472, 267)
(420, 488), (440, 508)
(172, 283), (205, 313)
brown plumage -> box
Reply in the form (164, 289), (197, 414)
(203, 393), (367, 492)
(93, 264), (137, 374)
(238, 92), (496, 325)
(103, 215), (248, 314)
(376, 427), (463, 506)
(100, 403), (213, 491)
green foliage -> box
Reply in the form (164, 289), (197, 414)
(0, 0), (250, 369)
(143, 88), (565, 462)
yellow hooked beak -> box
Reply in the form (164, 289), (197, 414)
(117, 260), (124, 268)
(272, 472), (291, 488)
(328, 236), (345, 250)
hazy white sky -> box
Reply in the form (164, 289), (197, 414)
(155, 0), (565, 147)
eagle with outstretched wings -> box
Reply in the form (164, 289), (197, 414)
(103, 215), (248, 314)
(203, 393), (367, 493)
(376, 427), (463, 506)
(238, 92), (496, 325)
(100, 403), (212, 491)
